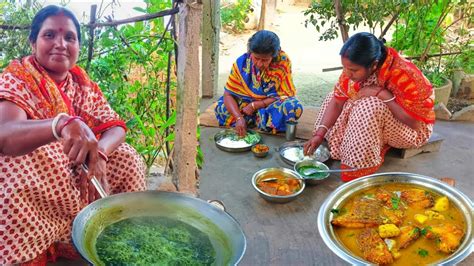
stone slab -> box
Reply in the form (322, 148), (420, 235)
(400, 132), (444, 159)
(451, 105), (474, 122)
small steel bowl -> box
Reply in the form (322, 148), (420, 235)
(251, 144), (269, 158)
(294, 160), (330, 185)
(252, 168), (305, 203)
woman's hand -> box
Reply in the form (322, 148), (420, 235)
(60, 118), (99, 168)
(357, 85), (383, 98)
(79, 157), (110, 203)
(376, 89), (394, 101)
(235, 117), (247, 137)
(242, 103), (255, 116)
(303, 135), (324, 156)
(87, 157), (110, 202)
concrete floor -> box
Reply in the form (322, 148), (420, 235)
(197, 120), (474, 265)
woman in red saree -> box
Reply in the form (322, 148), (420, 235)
(0, 6), (146, 265)
(304, 32), (434, 182)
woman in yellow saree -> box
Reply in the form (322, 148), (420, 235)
(215, 30), (303, 136)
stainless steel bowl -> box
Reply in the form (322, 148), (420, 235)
(252, 168), (305, 203)
(317, 172), (474, 265)
(294, 159), (330, 185)
(278, 140), (330, 166)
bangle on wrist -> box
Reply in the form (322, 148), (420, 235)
(51, 113), (69, 140)
(314, 132), (325, 138)
(62, 116), (85, 129)
(316, 124), (329, 132)
(98, 150), (109, 162)
(382, 96), (396, 103)
(236, 115), (243, 122)
(251, 102), (256, 110)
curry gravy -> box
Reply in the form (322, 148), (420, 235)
(332, 183), (466, 265)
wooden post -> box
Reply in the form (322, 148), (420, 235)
(258, 0), (276, 30)
(173, 0), (202, 195)
(201, 0), (220, 98)
(334, 0), (348, 42)
(86, 5), (97, 71)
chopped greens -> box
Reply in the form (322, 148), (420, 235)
(330, 209), (340, 214)
(420, 226), (431, 236)
(229, 131), (260, 144)
(96, 216), (215, 265)
(391, 197), (400, 210)
(411, 227), (420, 236)
(418, 248), (429, 257)
(242, 132), (260, 144)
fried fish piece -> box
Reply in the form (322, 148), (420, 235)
(381, 207), (405, 226)
(375, 188), (401, 209)
(400, 188), (434, 209)
(357, 228), (394, 265)
(331, 198), (383, 228)
(425, 223), (465, 253)
(397, 225), (421, 249)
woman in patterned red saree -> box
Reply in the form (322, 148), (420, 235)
(304, 32), (435, 182)
(0, 6), (146, 265)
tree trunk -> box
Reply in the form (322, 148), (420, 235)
(334, 0), (348, 43)
(173, 0), (202, 195)
(258, 0), (276, 30)
(201, 0), (220, 98)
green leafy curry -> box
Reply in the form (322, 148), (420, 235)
(296, 165), (327, 179)
(95, 216), (216, 265)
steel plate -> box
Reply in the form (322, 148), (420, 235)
(214, 129), (262, 152)
(278, 140), (330, 165)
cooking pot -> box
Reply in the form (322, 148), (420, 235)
(72, 191), (246, 265)
(317, 172), (473, 265)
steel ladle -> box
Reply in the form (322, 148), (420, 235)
(81, 164), (108, 198)
(302, 167), (359, 176)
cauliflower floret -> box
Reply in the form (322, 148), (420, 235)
(379, 224), (401, 238)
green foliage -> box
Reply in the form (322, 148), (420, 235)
(304, 0), (408, 41)
(221, 0), (252, 33)
(81, 0), (177, 171)
(0, 1), (41, 68)
(303, 0), (473, 85)
(390, 0), (450, 57)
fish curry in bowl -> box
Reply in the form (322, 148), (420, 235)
(252, 168), (305, 203)
(331, 183), (466, 265)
